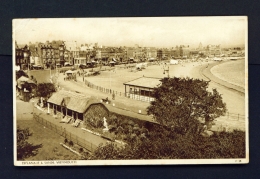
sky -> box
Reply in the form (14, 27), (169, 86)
(13, 17), (247, 48)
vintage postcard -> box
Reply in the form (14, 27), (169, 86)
(13, 17), (248, 166)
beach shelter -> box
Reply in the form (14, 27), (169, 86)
(128, 57), (135, 63)
(64, 62), (71, 66)
(169, 59), (179, 65)
(65, 70), (75, 74)
(32, 65), (43, 70)
(213, 57), (222, 61)
(135, 63), (143, 70)
(148, 58), (155, 62)
(47, 90), (109, 121)
(109, 61), (116, 67)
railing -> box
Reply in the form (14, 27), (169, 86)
(218, 112), (246, 122)
(33, 114), (97, 153)
(213, 112), (246, 131)
(85, 80), (125, 97)
(84, 80), (155, 103)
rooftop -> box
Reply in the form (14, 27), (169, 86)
(17, 76), (36, 88)
(47, 90), (99, 113)
(123, 76), (162, 89)
(47, 90), (157, 123)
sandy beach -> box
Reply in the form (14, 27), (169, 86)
(211, 59), (245, 89)
(84, 61), (210, 93)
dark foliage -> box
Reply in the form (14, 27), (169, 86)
(36, 83), (56, 98)
(17, 126), (43, 160)
(86, 77), (240, 160)
(16, 70), (28, 80)
(21, 81), (32, 92)
(147, 77), (227, 135)
(64, 138), (68, 144)
(69, 141), (74, 147)
(90, 128), (245, 160)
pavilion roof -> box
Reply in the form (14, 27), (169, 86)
(105, 105), (157, 124)
(47, 90), (99, 113)
(48, 90), (158, 124)
(123, 77), (162, 89)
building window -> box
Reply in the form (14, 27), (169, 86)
(140, 90), (145, 96)
(140, 90), (151, 97)
(134, 88), (139, 94)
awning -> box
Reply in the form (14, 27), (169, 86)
(15, 66), (20, 71)
(87, 61), (96, 63)
(32, 65), (42, 67)
(65, 70), (76, 74)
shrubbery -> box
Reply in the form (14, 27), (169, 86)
(17, 126), (43, 160)
(89, 127), (245, 159)
(83, 114), (150, 143)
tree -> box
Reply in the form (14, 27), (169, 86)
(36, 83), (56, 98)
(22, 81), (32, 92)
(16, 70), (28, 80)
(17, 126), (42, 160)
(90, 128), (245, 159)
(147, 77), (227, 135)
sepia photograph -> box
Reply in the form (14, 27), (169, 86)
(13, 17), (248, 166)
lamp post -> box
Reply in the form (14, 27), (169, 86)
(110, 64), (111, 89)
(163, 65), (170, 78)
(47, 103), (50, 115)
(50, 62), (52, 78)
(32, 100), (34, 115)
(23, 49), (30, 76)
